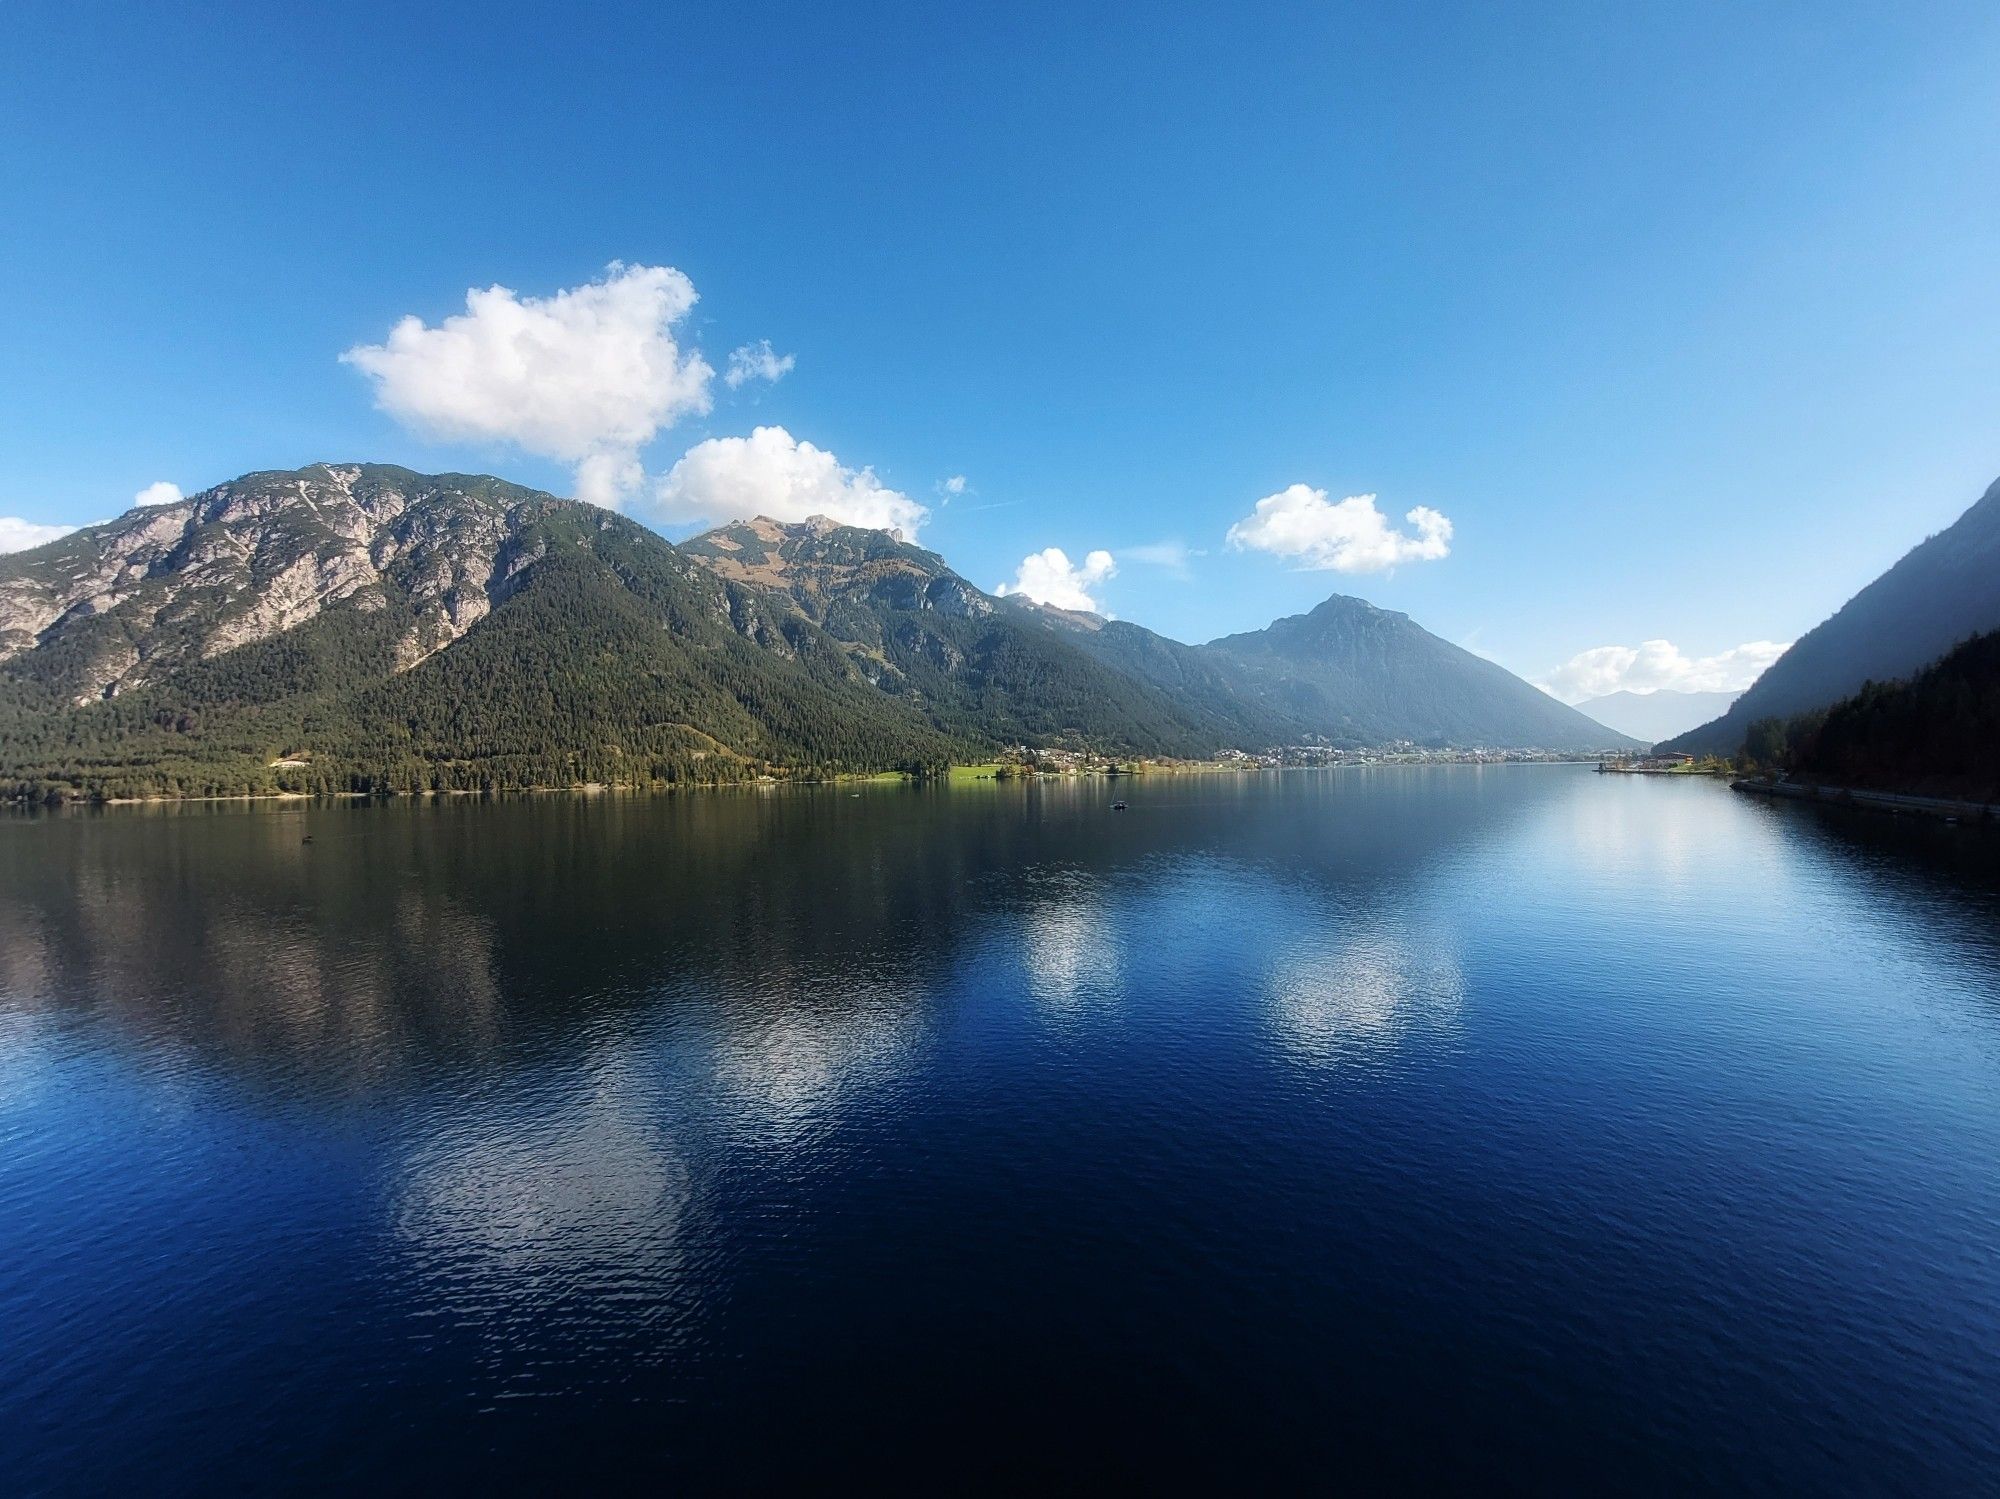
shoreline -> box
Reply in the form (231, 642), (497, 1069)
(1732, 777), (1998, 826)
(6, 755), (1615, 812)
(1596, 764), (1732, 777)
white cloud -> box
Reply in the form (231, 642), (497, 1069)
(1226, 485), (1453, 573)
(655, 425), (928, 535)
(995, 547), (1117, 612)
(1540, 639), (1790, 703)
(133, 481), (183, 508)
(1120, 539), (1198, 579)
(340, 261), (713, 508)
(723, 339), (795, 389)
(0, 517), (77, 553)
(573, 452), (643, 510)
(992, 539), (1192, 608)
(940, 474), (968, 498)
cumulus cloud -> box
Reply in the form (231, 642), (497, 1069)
(1540, 639), (1790, 703)
(995, 547), (1117, 612)
(133, 481), (183, 508)
(341, 261), (713, 508)
(723, 339), (795, 389)
(1226, 485), (1452, 573)
(655, 425), (928, 534)
(940, 474), (968, 498)
(0, 517), (77, 553)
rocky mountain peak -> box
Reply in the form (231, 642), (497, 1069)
(681, 514), (971, 608)
(0, 464), (574, 702)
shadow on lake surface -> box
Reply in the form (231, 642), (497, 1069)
(3, 767), (1999, 1490)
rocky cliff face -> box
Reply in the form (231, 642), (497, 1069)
(681, 515), (994, 621)
(0, 464), (561, 702)
(0, 468), (973, 798)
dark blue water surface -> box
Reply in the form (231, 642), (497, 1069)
(4, 766), (2000, 1493)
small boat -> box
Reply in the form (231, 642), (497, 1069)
(1111, 801), (1127, 812)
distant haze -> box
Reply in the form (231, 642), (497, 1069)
(1575, 689), (1741, 744)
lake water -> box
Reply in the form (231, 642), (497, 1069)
(4, 766), (1999, 1492)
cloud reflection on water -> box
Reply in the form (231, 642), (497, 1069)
(1264, 923), (1463, 1067)
(706, 978), (923, 1145)
(1020, 884), (1124, 1016)
(395, 1060), (692, 1287)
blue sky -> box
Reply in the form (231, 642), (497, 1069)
(2, 2), (1996, 697)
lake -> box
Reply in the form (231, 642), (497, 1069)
(4, 766), (1999, 1492)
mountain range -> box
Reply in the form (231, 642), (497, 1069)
(0, 464), (1632, 798)
(1665, 474), (2000, 755)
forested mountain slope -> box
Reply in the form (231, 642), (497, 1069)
(0, 464), (546, 705)
(679, 517), (1249, 756)
(1, 466), (1634, 800)
(1769, 630), (2000, 802)
(1202, 595), (1633, 750)
(1014, 595), (1634, 751)
(999, 598), (1304, 746)
(0, 469), (964, 796)
(1665, 474), (2000, 755)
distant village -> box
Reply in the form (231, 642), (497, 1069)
(998, 743), (1611, 776)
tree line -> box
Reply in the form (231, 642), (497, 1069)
(1736, 630), (1999, 801)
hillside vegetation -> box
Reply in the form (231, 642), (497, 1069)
(1745, 630), (2000, 802)
(2, 466), (1635, 800)
(1667, 474), (2000, 755)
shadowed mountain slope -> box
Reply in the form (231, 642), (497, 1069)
(1202, 595), (1634, 750)
(1665, 474), (2000, 755)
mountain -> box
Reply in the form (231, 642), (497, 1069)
(1775, 630), (2000, 802)
(0, 466), (967, 796)
(0, 465), (1634, 800)
(1201, 596), (1635, 750)
(0, 464), (541, 705)
(992, 597), (1300, 746)
(1573, 688), (1739, 743)
(1665, 474), (2000, 755)
(678, 516), (1246, 756)
(1004, 591), (1634, 751)
(681, 519), (1630, 753)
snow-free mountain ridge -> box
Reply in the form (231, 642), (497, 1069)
(0, 466), (1637, 798)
